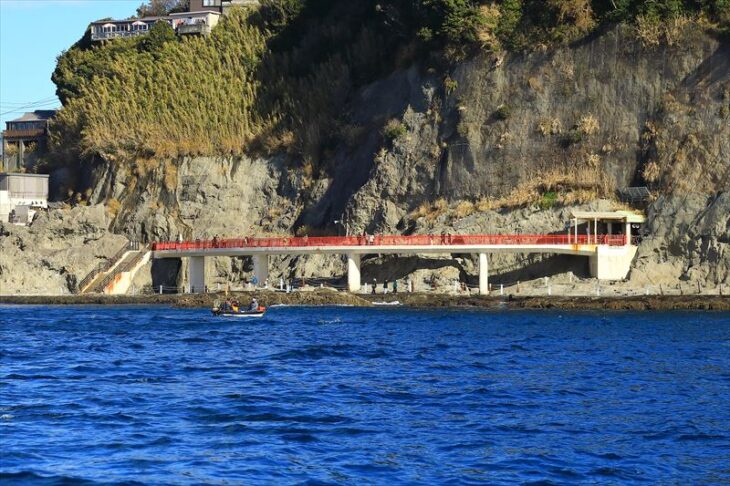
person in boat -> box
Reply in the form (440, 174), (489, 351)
(249, 298), (259, 312)
(231, 300), (240, 313)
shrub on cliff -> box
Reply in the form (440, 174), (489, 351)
(52, 9), (270, 161)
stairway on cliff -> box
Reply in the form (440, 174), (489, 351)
(80, 243), (145, 294)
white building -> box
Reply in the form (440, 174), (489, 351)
(0, 173), (49, 225)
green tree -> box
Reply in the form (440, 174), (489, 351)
(136, 0), (189, 17)
(258, 0), (305, 31)
(139, 21), (177, 52)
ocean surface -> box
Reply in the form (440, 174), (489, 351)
(1, 305), (729, 485)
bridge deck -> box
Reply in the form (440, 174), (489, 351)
(153, 234), (628, 258)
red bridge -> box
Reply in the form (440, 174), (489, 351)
(152, 233), (629, 252)
(151, 208), (645, 294)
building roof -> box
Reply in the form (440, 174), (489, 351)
(8, 110), (57, 123)
(90, 16), (168, 25)
(571, 210), (646, 223)
(170, 11), (220, 17)
(0, 172), (50, 179)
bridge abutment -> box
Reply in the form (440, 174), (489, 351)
(189, 256), (206, 293)
(589, 246), (637, 280)
(347, 253), (361, 292)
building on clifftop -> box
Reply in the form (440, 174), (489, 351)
(89, 11), (221, 42)
(1, 110), (56, 173)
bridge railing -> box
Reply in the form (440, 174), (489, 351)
(152, 234), (628, 251)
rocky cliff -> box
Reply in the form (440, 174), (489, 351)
(1, 24), (728, 295)
(0, 205), (127, 294)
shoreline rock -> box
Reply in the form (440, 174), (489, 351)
(1, 291), (727, 312)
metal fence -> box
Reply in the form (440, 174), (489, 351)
(136, 279), (725, 297)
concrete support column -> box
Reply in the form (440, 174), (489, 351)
(478, 252), (489, 295)
(189, 256), (205, 293)
(594, 218), (598, 244)
(253, 254), (269, 287)
(625, 222), (632, 245)
(347, 253), (361, 293)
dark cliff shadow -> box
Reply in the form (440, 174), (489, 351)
(152, 258), (181, 292)
(484, 254), (591, 285)
(680, 42), (730, 92)
(361, 255), (463, 283)
(295, 67), (438, 232)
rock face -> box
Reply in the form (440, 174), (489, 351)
(4, 26), (728, 294)
(632, 193), (730, 287)
(0, 205), (127, 294)
(302, 26), (728, 234)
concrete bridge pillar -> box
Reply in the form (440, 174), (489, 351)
(347, 253), (361, 292)
(189, 256), (206, 293)
(478, 252), (489, 295)
(253, 254), (269, 288)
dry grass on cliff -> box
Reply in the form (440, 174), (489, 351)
(412, 198), (449, 221)
(106, 198), (122, 217)
(163, 160), (178, 192)
(635, 15), (693, 47)
(409, 167), (615, 223)
(472, 167), (613, 212)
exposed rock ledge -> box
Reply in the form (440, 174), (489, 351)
(0, 205), (127, 295)
(1, 291), (728, 312)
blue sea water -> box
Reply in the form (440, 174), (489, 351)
(1, 305), (729, 485)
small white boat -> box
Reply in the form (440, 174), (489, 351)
(212, 299), (266, 318)
(214, 310), (266, 318)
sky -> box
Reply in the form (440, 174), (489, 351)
(0, 0), (141, 129)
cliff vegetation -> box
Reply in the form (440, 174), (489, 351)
(51, 0), (729, 170)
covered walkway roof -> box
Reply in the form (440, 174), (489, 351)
(571, 210), (645, 224)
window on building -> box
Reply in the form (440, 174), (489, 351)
(203, 0), (221, 6)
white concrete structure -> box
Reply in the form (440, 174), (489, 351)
(0, 173), (49, 225)
(253, 254), (268, 287)
(171, 11), (221, 35)
(589, 245), (639, 280)
(189, 256), (206, 293)
(347, 253), (361, 292)
(478, 253), (489, 294)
